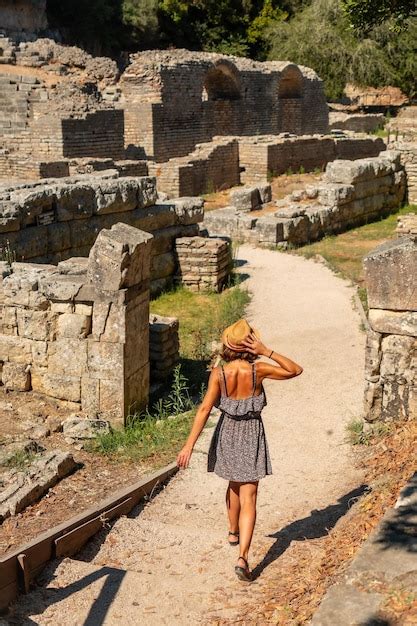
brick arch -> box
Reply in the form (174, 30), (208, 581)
(278, 66), (304, 99)
(278, 65), (304, 134)
(203, 62), (241, 101)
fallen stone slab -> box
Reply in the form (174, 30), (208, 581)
(62, 415), (112, 448)
(0, 450), (77, 522)
(0, 439), (44, 467)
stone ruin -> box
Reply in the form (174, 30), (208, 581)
(0, 29), (389, 196)
(202, 152), (406, 246)
(363, 236), (416, 422)
(0, 214), (233, 424)
(388, 107), (417, 204)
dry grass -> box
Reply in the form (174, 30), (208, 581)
(292, 204), (417, 288)
(202, 172), (323, 212)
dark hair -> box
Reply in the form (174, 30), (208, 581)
(221, 345), (257, 363)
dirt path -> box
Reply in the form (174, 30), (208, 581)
(14, 246), (366, 625)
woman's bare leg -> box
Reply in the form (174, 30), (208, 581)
(226, 481), (240, 540)
(238, 481), (258, 563)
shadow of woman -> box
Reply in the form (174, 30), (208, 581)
(251, 484), (368, 580)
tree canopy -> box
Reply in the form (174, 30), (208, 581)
(341, 0), (416, 32)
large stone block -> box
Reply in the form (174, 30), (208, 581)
(55, 184), (95, 221)
(94, 179), (139, 215)
(364, 237), (417, 311)
(380, 335), (415, 384)
(87, 222), (153, 291)
(230, 187), (261, 212)
(0, 335), (32, 364)
(369, 309), (417, 337)
(87, 340), (124, 380)
(57, 312), (91, 339)
(48, 338), (88, 376)
(16, 309), (56, 341)
(31, 369), (81, 403)
(2, 362), (31, 391)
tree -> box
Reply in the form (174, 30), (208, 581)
(342, 0), (416, 32)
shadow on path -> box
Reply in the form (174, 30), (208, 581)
(252, 484), (368, 580)
(376, 471), (417, 554)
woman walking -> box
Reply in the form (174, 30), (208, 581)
(177, 319), (303, 582)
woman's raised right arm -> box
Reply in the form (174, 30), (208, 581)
(241, 332), (303, 380)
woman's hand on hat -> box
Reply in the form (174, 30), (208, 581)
(241, 332), (269, 356)
(177, 444), (193, 469)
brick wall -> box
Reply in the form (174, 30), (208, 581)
(239, 135), (385, 185)
(121, 52), (329, 163)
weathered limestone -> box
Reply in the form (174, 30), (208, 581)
(0, 222), (154, 425)
(0, 450), (76, 522)
(149, 314), (180, 382)
(363, 237), (417, 422)
(363, 237), (417, 311)
(203, 152), (406, 247)
(0, 174), (203, 293)
(329, 112), (385, 133)
(396, 213), (417, 236)
(175, 236), (233, 292)
(230, 183), (271, 212)
(62, 415), (111, 448)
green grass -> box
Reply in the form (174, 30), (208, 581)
(345, 417), (393, 446)
(292, 204), (417, 287)
(150, 280), (251, 391)
(1, 449), (37, 470)
(91, 409), (196, 464)
(371, 127), (389, 138)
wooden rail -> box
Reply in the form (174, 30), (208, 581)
(0, 462), (178, 612)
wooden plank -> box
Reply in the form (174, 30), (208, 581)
(0, 581), (18, 613)
(17, 554), (30, 593)
(55, 497), (134, 558)
(0, 462), (177, 609)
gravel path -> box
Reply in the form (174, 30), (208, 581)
(14, 246), (366, 625)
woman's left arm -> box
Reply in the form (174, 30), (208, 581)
(177, 368), (220, 469)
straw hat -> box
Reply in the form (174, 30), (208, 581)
(221, 319), (260, 352)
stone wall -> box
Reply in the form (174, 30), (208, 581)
(149, 138), (240, 197)
(239, 134), (385, 186)
(0, 0), (47, 32)
(329, 112), (385, 133)
(175, 236), (233, 292)
(396, 212), (417, 236)
(388, 140), (417, 204)
(363, 237), (416, 422)
(0, 173), (204, 295)
(152, 134), (385, 197)
(202, 152), (406, 246)
(0, 223), (153, 425)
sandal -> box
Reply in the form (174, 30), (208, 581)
(235, 556), (251, 582)
(228, 530), (239, 546)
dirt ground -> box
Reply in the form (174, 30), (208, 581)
(0, 390), (162, 556)
(203, 172), (322, 214)
(12, 245), (368, 624)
